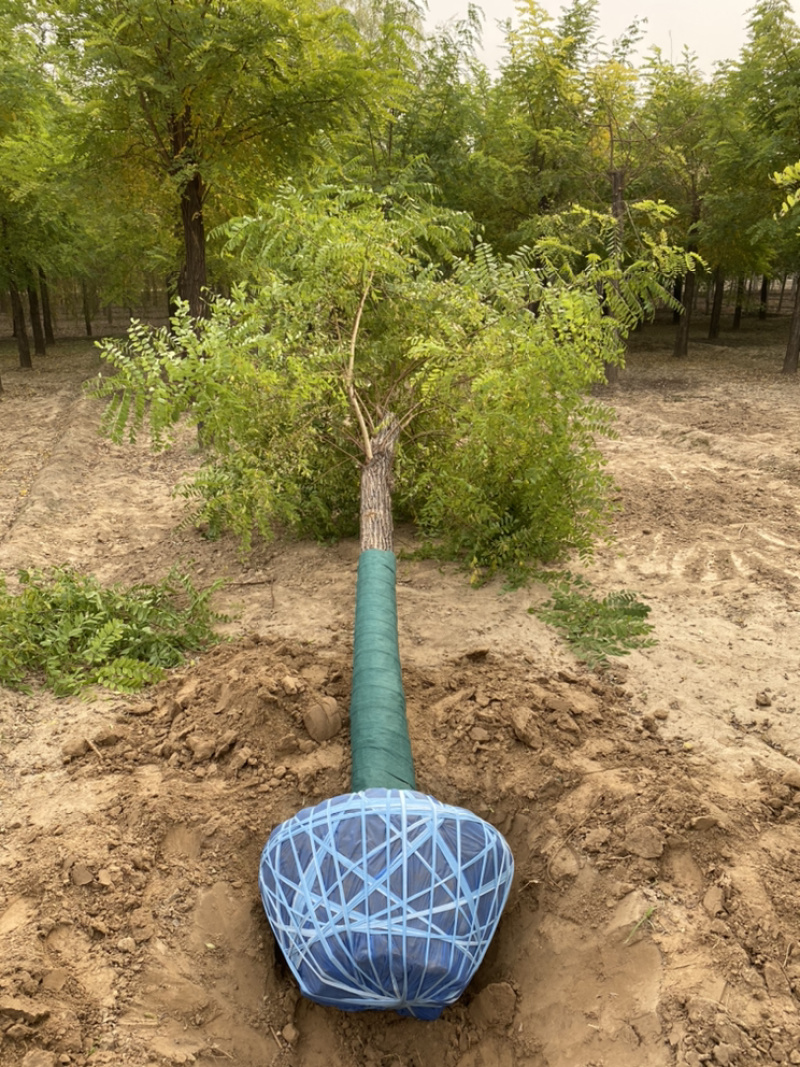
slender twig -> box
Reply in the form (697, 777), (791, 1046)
(381, 356), (429, 411)
(344, 271), (375, 460)
(86, 738), (105, 761)
(624, 906), (656, 945)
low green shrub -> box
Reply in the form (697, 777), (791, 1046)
(0, 566), (224, 695)
(531, 575), (656, 667)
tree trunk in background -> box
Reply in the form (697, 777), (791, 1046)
(39, 268), (55, 343)
(180, 172), (208, 320)
(81, 281), (92, 337)
(733, 276), (744, 330)
(708, 268), (725, 340)
(777, 275), (788, 314)
(782, 281), (800, 373)
(759, 275), (769, 320)
(360, 417), (401, 552)
(673, 270), (696, 358)
(27, 285), (46, 355)
(603, 167), (624, 386)
(10, 283), (32, 368)
(672, 276), (683, 324)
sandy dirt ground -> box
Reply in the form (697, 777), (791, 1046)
(1, 317), (799, 1067)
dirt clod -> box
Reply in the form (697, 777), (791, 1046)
(508, 706), (542, 749)
(21, 1051), (57, 1067)
(623, 826), (665, 859)
(281, 1023), (299, 1044)
(69, 863), (93, 886)
(703, 886), (726, 916)
(302, 696), (342, 742)
(61, 738), (89, 762)
(468, 982), (517, 1029)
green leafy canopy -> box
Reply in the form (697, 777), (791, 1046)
(93, 176), (686, 581)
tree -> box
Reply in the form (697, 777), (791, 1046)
(0, 0), (102, 354)
(731, 1), (800, 370)
(54, 0), (382, 320)
(637, 53), (712, 357)
(95, 178), (685, 579)
(0, 0), (53, 366)
(773, 161), (800, 372)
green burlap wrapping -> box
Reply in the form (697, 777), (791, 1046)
(350, 550), (416, 792)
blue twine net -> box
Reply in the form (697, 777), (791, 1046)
(259, 788), (514, 1019)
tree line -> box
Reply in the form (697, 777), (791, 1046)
(3, 0), (800, 373)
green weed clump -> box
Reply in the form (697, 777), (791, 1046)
(0, 566), (224, 696)
(532, 575), (656, 667)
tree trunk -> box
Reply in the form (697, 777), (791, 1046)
(81, 281), (93, 337)
(732, 276), (744, 330)
(672, 276), (683, 325)
(10, 283), (32, 368)
(782, 280), (800, 373)
(708, 268), (725, 340)
(603, 167), (624, 385)
(777, 274), (788, 314)
(759, 275), (769, 320)
(180, 172), (208, 320)
(360, 417), (401, 552)
(38, 267), (55, 343)
(673, 270), (696, 358)
(27, 285), (46, 355)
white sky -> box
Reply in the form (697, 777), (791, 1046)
(424, 0), (800, 75)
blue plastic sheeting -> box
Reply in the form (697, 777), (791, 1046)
(259, 789), (514, 1019)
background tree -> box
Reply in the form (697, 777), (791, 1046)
(637, 52), (712, 357)
(0, 0), (59, 367)
(54, 0), (380, 319)
(729, 0), (800, 369)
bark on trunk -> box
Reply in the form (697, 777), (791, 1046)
(360, 417), (402, 552)
(10, 283), (32, 368)
(603, 167), (624, 386)
(180, 172), (208, 320)
(39, 268), (55, 344)
(81, 281), (92, 337)
(732, 276), (744, 330)
(27, 285), (46, 355)
(759, 275), (769, 320)
(782, 280), (800, 374)
(708, 268), (724, 340)
(673, 270), (696, 358)
(777, 274), (788, 313)
(672, 276), (683, 325)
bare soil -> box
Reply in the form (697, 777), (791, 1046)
(1, 319), (799, 1067)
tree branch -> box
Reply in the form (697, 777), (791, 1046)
(344, 270), (375, 461)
